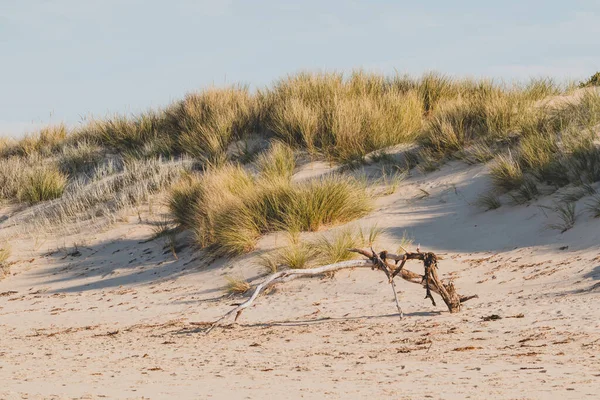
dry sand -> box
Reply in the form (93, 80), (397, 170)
(1, 160), (599, 399)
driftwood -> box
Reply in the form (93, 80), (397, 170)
(207, 247), (477, 333)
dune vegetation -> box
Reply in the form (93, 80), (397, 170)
(1, 70), (599, 254)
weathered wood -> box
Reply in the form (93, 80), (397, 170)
(349, 248), (466, 313)
(206, 260), (373, 333)
(370, 247), (403, 319)
(207, 248), (477, 333)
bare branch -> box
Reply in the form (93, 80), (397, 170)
(207, 248), (478, 333)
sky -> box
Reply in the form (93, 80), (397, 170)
(1, 0), (599, 137)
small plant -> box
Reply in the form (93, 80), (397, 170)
(258, 252), (280, 274)
(277, 242), (317, 269)
(225, 276), (251, 294)
(150, 216), (177, 240)
(314, 228), (364, 265)
(585, 194), (600, 218)
(255, 141), (296, 181)
(509, 178), (539, 204)
(379, 168), (407, 195)
(397, 230), (414, 253)
(490, 152), (524, 192)
(149, 216), (179, 259)
(18, 166), (67, 204)
(558, 184), (596, 203)
(548, 202), (576, 233)
(476, 192), (501, 210)
(0, 244), (10, 264)
(58, 139), (103, 176)
(462, 142), (495, 165)
(0, 244), (10, 280)
(358, 224), (384, 247)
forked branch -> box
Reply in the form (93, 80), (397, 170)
(206, 248), (477, 333)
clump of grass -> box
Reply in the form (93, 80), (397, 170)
(225, 276), (251, 294)
(171, 86), (258, 164)
(82, 110), (173, 157)
(476, 192), (501, 210)
(461, 142), (495, 165)
(548, 202), (576, 233)
(8, 158), (190, 232)
(149, 216), (179, 259)
(265, 71), (423, 164)
(358, 224), (384, 247)
(276, 242), (318, 269)
(585, 194), (600, 218)
(6, 124), (68, 157)
(167, 173), (205, 229)
(255, 141), (296, 180)
(58, 139), (104, 176)
(258, 252), (280, 274)
(416, 148), (442, 172)
(283, 174), (372, 232)
(0, 243), (10, 264)
(518, 131), (558, 173)
(314, 227), (364, 265)
(379, 168), (407, 195)
(0, 156), (30, 200)
(509, 178), (539, 204)
(490, 152), (524, 192)
(417, 72), (455, 113)
(261, 224), (382, 272)
(568, 141), (600, 184)
(579, 72), (600, 88)
(558, 184), (596, 203)
(523, 78), (561, 100)
(397, 230), (414, 253)
(168, 163), (372, 256)
(150, 216), (176, 239)
(18, 166), (67, 204)
(0, 243), (10, 280)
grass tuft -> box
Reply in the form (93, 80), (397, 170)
(509, 178), (539, 204)
(585, 194), (600, 218)
(315, 226), (373, 265)
(255, 141), (296, 180)
(0, 243), (10, 280)
(548, 202), (576, 233)
(476, 192), (501, 210)
(168, 164), (371, 256)
(18, 166), (67, 204)
(225, 276), (251, 294)
(490, 152), (524, 192)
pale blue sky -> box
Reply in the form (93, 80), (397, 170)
(1, 0), (599, 136)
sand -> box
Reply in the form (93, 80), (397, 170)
(1, 160), (599, 399)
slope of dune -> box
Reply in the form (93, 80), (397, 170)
(1, 158), (599, 400)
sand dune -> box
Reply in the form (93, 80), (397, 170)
(1, 159), (599, 399)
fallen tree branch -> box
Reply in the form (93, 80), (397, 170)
(348, 248), (469, 313)
(207, 248), (477, 333)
